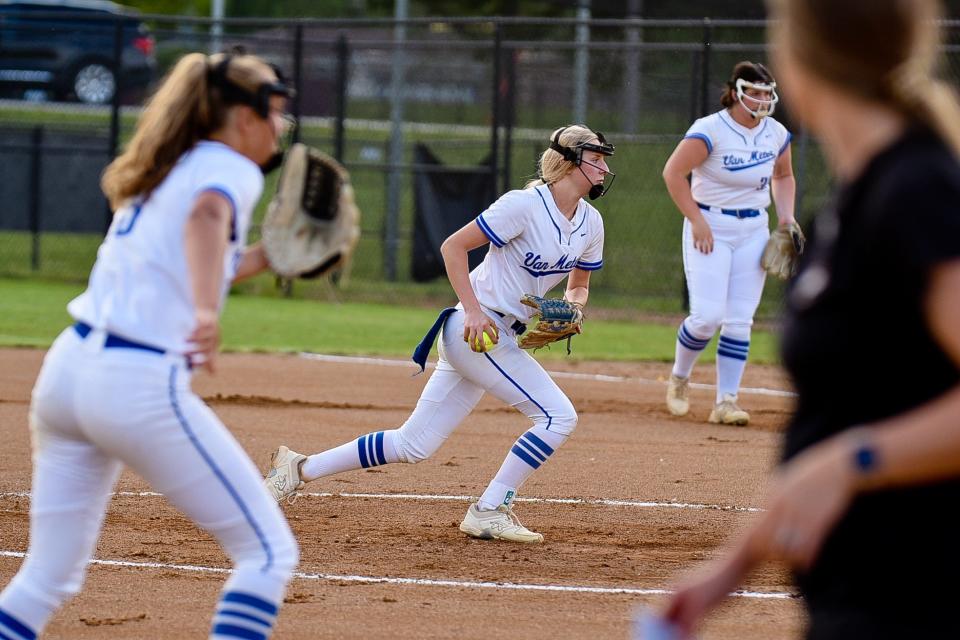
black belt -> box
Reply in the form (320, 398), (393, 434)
(696, 202), (761, 219)
(493, 310), (527, 336)
(73, 321), (166, 355)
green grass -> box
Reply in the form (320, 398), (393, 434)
(0, 277), (782, 363)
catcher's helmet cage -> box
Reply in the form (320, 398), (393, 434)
(548, 126), (617, 200)
(735, 78), (779, 118)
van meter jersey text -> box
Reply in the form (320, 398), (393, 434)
(684, 110), (792, 210)
(471, 184), (604, 321)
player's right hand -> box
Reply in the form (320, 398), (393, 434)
(690, 218), (714, 254)
(462, 308), (499, 352)
(188, 308), (221, 374)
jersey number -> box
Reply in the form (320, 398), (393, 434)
(114, 204), (143, 236)
(757, 176), (770, 191)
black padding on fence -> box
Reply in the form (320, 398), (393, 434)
(411, 143), (493, 282)
(0, 127), (110, 233)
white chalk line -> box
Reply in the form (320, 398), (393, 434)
(0, 490), (761, 513)
(0, 551), (793, 600)
(297, 352), (797, 398)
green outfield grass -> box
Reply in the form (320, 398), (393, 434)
(0, 277), (782, 363)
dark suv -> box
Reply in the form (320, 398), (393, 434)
(0, 0), (156, 104)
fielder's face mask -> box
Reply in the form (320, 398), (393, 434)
(208, 55), (296, 174)
(549, 127), (617, 200)
(735, 77), (779, 119)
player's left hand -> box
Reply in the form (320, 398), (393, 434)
(662, 546), (751, 639)
(187, 308), (221, 374)
(747, 434), (858, 571)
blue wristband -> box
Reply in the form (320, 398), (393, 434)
(854, 444), (877, 472)
(849, 428), (878, 474)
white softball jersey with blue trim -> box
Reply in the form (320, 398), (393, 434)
(472, 184), (604, 321)
(68, 140), (264, 354)
(684, 110), (791, 210)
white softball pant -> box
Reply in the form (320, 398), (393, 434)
(681, 209), (770, 341)
(0, 327), (298, 639)
(393, 308), (576, 465)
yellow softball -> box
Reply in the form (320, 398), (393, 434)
(470, 331), (497, 353)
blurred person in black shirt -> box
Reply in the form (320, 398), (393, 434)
(657, 0), (960, 638)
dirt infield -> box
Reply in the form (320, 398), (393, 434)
(0, 348), (804, 639)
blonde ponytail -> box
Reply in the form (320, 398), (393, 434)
(101, 53), (214, 210)
(918, 81), (960, 157)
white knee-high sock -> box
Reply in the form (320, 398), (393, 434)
(210, 568), (286, 640)
(301, 430), (401, 481)
(0, 589), (47, 640)
(478, 427), (568, 511)
(716, 334), (750, 401)
(672, 320), (712, 379)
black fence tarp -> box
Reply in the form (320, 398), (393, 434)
(411, 143), (493, 282)
(0, 127), (109, 233)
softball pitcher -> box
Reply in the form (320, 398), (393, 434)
(0, 53), (299, 640)
(662, 61), (795, 426)
(264, 125), (613, 543)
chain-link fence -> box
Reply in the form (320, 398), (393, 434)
(2, 13), (959, 316)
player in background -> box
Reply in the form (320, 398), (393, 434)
(659, 0), (960, 637)
(0, 52), (299, 640)
(264, 125), (614, 543)
(662, 61), (796, 426)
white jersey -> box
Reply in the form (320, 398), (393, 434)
(68, 140), (264, 354)
(684, 110), (791, 210)
(470, 184), (604, 321)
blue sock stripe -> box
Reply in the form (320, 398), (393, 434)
(215, 609), (273, 628)
(516, 438), (547, 463)
(718, 335), (750, 347)
(679, 324), (710, 347)
(212, 623), (267, 640)
(0, 610), (36, 640)
(357, 435), (371, 468)
(677, 334), (707, 351)
(366, 433), (376, 467)
(482, 353), (553, 430)
(717, 349), (748, 361)
(167, 367), (273, 573)
(521, 430), (555, 456)
(717, 340), (749, 351)
(374, 431), (386, 465)
(510, 444), (542, 469)
(222, 592), (279, 617)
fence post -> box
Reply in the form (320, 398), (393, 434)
(107, 14), (123, 232)
(794, 130), (809, 223)
(489, 23), (502, 200)
(385, 1), (409, 281)
(29, 126), (43, 272)
(291, 23), (304, 144)
(623, 0), (643, 133)
(502, 45), (517, 192)
(572, 0), (590, 123)
(334, 33), (349, 163)
(699, 18), (713, 118)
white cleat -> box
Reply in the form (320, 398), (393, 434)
(666, 374), (690, 416)
(459, 503), (544, 543)
(708, 394), (750, 426)
(264, 445), (307, 503)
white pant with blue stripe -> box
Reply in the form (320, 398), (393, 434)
(0, 327), (298, 639)
(391, 309), (576, 508)
(677, 209), (769, 400)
